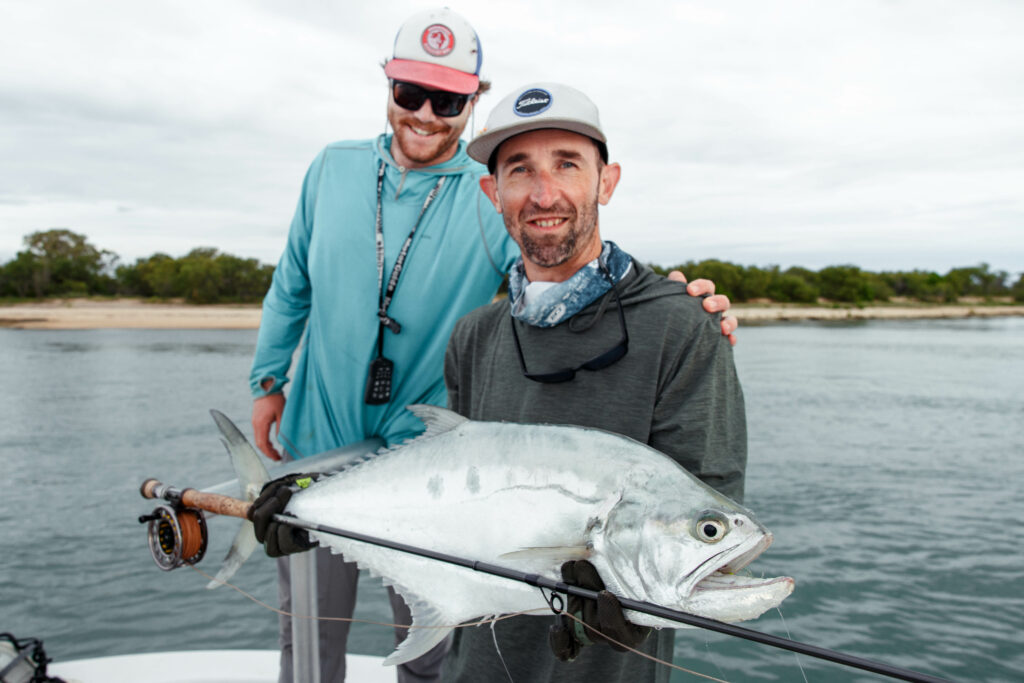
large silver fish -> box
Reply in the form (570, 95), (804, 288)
(214, 406), (794, 666)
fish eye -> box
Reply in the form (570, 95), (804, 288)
(694, 512), (729, 544)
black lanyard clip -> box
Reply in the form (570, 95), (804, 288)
(378, 312), (402, 334)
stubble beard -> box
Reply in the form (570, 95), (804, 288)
(507, 191), (601, 270)
(391, 112), (463, 167)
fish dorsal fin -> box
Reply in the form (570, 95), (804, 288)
(380, 582), (454, 666)
(499, 546), (592, 562)
(407, 404), (468, 439)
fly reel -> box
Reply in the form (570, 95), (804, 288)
(139, 503), (208, 571)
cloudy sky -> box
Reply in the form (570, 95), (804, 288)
(2, 0), (1022, 276)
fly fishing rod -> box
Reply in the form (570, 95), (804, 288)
(140, 479), (951, 683)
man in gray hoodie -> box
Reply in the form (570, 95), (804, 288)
(442, 83), (747, 682)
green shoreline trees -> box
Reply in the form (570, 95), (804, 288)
(1, 229), (274, 303)
(2, 229), (1021, 304)
(649, 261), (1022, 304)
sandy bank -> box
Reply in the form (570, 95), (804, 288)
(0, 298), (262, 329)
(1, 298), (1022, 330)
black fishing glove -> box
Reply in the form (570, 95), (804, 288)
(248, 473), (320, 558)
(548, 559), (652, 661)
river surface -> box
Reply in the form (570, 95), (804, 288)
(2, 318), (1022, 682)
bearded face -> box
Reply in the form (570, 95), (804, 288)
(503, 191), (600, 270)
(481, 128), (620, 282)
(386, 88), (472, 169)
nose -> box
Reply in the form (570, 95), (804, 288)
(528, 170), (558, 208)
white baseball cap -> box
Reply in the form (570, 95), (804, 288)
(466, 83), (608, 170)
(383, 8), (482, 95)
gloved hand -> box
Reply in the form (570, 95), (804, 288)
(548, 559), (651, 661)
(247, 473), (320, 557)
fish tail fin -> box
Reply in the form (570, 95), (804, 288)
(205, 409), (270, 589)
(209, 409), (270, 500)
(205, 521), (259, 589)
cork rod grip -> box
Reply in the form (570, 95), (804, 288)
(140, 478), (252, 519)
(180, 489), (252, 519)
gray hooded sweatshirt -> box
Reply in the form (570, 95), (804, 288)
(441, 260), (747, 683)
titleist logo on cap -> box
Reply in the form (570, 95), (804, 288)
(514, 89), (552, 117)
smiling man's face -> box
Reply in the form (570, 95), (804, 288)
(480, 128), (621, 282)
(387, 84), (474, 169)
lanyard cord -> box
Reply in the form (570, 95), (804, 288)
(373, 160), (446, 356)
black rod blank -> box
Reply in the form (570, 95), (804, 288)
(276, 514), (951, 683)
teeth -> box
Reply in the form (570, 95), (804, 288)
(411, 127), (434, 136)
(533, 219), (563, 227)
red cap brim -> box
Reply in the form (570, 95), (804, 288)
(385, 59), (479, 95)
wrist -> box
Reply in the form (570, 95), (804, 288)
(252, 375), (287, 398)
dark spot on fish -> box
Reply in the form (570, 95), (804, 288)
(466, 466), (480, 494)
(427, 475), (444, 499)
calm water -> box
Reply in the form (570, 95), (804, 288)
(1, 319), (1022, 682)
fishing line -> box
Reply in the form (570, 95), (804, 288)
(538, 587), (730, 683)
(701, 638), (729, 683)
(176, 511), (204, 560)
(774, 606), (809, 683)
(490, 621), (514, 683)
(562, 612), (730, 683)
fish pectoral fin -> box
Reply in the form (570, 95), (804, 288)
(499, 546), (592, 562)
(380, 588), (454, 666)
(586, 491), (623, 533)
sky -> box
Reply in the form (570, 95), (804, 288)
(2, 0), (1022, 277)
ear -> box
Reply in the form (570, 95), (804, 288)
(597, 162), (621, 206)
(479, 175), (502, 214)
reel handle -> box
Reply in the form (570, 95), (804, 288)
(140, 478), (252, 519)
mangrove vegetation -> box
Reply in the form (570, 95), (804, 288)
(2, 229), (1022, 305)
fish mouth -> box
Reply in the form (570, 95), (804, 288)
(626, 529), (794, 628)
(686, 532), (775, 597)
(676, 531), (795, 622)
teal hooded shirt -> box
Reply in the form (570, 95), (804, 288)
(250, 134), (518, 456)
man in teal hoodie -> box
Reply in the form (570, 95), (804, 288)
(248, 8), (736, 683)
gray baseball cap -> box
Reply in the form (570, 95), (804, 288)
(467, 83), (608, 170)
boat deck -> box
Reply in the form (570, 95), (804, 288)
(49, 649), (388, 682)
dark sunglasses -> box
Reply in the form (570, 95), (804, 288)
(392, 81), (471, 118)
(511, 276), (629, 383)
